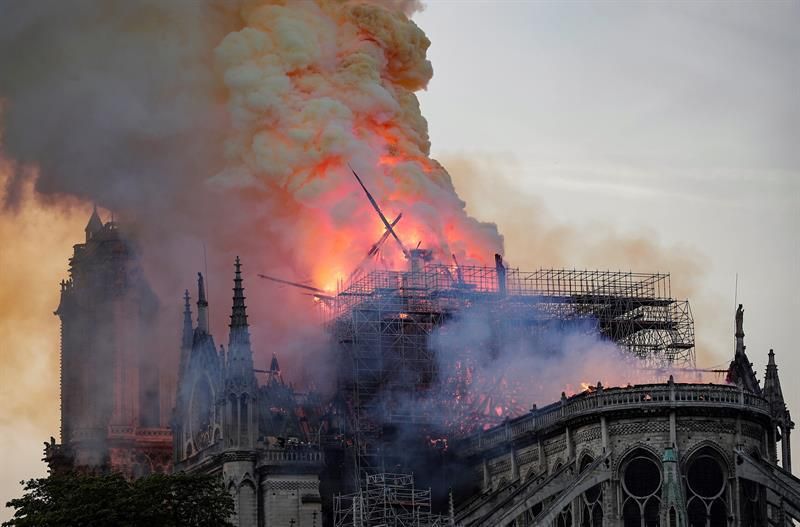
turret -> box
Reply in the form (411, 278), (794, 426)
(764, 349), (786, 415)
(764, 349), (794, 472)
(84, 205), (103, 242)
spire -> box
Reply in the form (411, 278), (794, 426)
(85, 205), (103, 242)
(227, 257), (253, 376)
(178, 290), (194, 378)
(182, 290), (193, 350)
(229, 256), (248, 332)
(764, 349), (786, 415)
(196, 272), (209, 334)
(659, 447), (688, 525)
(268, 353), (284, 386)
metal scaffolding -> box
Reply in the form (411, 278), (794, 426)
(327, 260), (695, 482)
(334, 473), (448, 527)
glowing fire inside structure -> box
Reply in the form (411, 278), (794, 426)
(262, 169), (696, 486)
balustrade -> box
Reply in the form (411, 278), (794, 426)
(458, 382), (770, 455)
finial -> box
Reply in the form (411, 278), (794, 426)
(769, 348), (776, 365)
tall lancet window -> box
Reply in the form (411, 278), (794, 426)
(240, 394), (249, 443)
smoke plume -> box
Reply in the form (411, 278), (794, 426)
(0, 0), (502, 380)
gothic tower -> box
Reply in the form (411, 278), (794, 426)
(50, 209), (171, 475)
(222, 257), (259, 527)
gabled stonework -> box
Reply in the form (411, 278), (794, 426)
(173, 258), (323, 527)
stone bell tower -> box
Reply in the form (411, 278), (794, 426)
(48, 207), (172, 476)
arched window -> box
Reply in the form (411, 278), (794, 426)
(189, 377), (214, 450)
(580, 455), (603, 526)
(227, 393), (238, 446)
(556, 507), (572, 527)
(684, 449), (727, 527)
(621, 451), (662, 527)
(238, 480), (256, 526)
(240, 394), (249, 443)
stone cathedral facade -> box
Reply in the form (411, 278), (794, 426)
(172, 259), (324, 527)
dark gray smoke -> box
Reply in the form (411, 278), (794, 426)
(0, 0), (235, 212)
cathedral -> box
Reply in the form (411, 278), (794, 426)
(172, 259), (325, 526)
(48, 210), (800, 526)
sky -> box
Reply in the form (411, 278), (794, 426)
(1, 0), (799, 521)
(415, 1), (799, 381)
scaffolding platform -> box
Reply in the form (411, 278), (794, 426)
(326, 261), (695, 482)
(334, 473), (449, 527)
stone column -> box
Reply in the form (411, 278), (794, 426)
(538, 440), (547, 474)
(602, 480), (617, 527)
(510, 447), (519, 480)
(601, 417), (608, 452)
(768, 426), (779, 464)
(566, 426), (573, 461)
(669, 411), (677, 449)
(782, 426), (792, 473)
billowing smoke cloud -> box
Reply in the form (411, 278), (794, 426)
(0, 0), (502, 381)
(440, 155), (727, 366)
(379, 298), (707, 443)
(212, 1), (502, 287)
(428, 304), (636, 431)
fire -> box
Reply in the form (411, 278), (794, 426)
(211, 0), (504, 293)
(378, 155), (401, 167)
